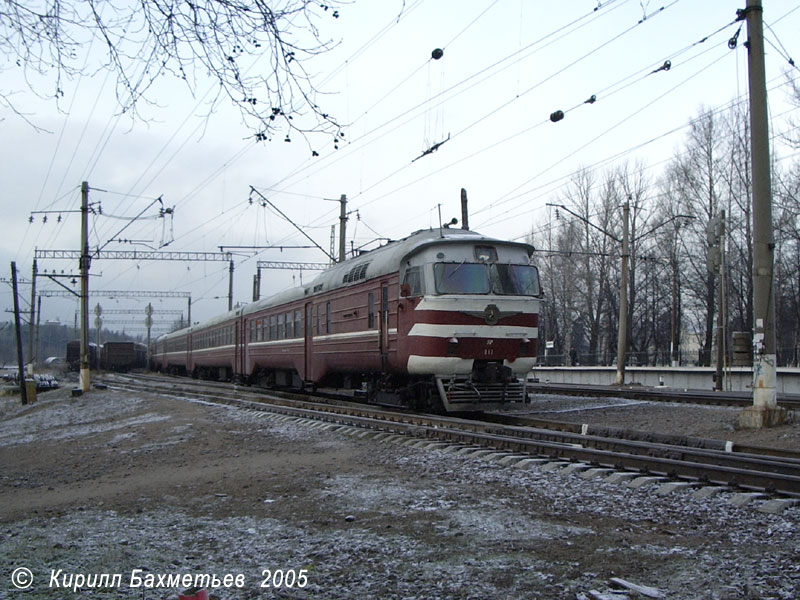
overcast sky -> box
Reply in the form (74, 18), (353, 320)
(2, 0), (799, 336)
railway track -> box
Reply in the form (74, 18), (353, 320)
(527, 380), (800, 410)
(103, 373), (800, 501)
(480, 412), (800, 460)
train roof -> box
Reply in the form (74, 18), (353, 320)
(157, 228), (534, 341)
(241, 227), (533, 316)
(156, 304), (245, 342)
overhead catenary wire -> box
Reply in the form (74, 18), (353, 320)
(477, 48), (734, 224)
(337, 0), (680, 219)
(256, 0), (631, 224)
(177, 0), (620, 254)
(475, 90), (800, 235)
(346, 11), (740, 233)
(17, 3), (800, 327)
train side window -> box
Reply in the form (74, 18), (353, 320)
(316, 304), (321, 336)
(286, 312), (293, 338)
(368, 292), (375, 328)
(402, 266), (423, 297)
(294, 309), (302, 338)
(326, 301), (331, 334)
(277, 314), (284, 340)
(269, 315), (276, 340)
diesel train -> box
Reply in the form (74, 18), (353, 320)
(151, 227), (542, 411)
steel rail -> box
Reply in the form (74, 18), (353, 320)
(527, 381), (800, 410)
(105, 374), (800, 497)
(480, 413), (800, 461)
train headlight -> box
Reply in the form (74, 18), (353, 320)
(448, 337), (459, 355)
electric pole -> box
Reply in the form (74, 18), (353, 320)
(10, 262), (27, 405)
(615, 200), (630, 385)
(28, 258), (37, 373)
(338, 194), (347, 262)
(80, 181), (91, 392)
(145, 303), (153, 368)
(95, 303), (103, 352)
(706, 210), (726, 392)
(228, 260), (234, 311)
(740, 0), (785, 427)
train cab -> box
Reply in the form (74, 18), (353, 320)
(395, 229), (542, 411)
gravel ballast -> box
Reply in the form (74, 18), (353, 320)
(1, 384), (798, 599)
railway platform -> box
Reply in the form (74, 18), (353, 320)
(532, 365), (800, 395)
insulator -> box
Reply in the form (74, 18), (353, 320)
(550, 110), (564, 123)
(431, 48), (444, 60)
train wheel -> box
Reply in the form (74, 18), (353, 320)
(422, 382), (445, 413)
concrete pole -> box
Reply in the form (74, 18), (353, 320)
(28, 258), (37, 374)
(34, 295), (41, 368)
(338, 194), (347, 262)
(11, 262), (27, 405)
(145, 303), (153, 369)
(228, 260), (234, 311)
(740, 0), (785, 427)
(95, 303), (102, 357)
(715, 210), (725, 391)
(671, 245), (680, 367)
(253, 268), (261, 302)
(460, 188), (470, 230)
(79, 181), (91, 392)
(615, 200), (630, 385)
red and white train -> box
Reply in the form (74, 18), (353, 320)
(151, 227), (542, 411)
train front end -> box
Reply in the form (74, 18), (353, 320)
(398, 230), (541, 412)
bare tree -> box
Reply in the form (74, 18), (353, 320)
(617, 161), (655, 365)
(774, 162), (800, 365)
(719, 103), (753, 336)
(0, 0), (343, 145)
(665, 109), (726, 366)
(561, 168), (617, 365)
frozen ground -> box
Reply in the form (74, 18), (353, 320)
(0, 384), (798, 599)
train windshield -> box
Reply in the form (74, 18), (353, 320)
(434, 262), (490, 294)
(433, 262), (540, 296)
(491, 264), (540, 296)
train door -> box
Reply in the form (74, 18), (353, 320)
(235, 320), (244, 381)
(379, 282), (390, 370)
(187, 333), (193, 374)
(303, 302), (314, 382)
